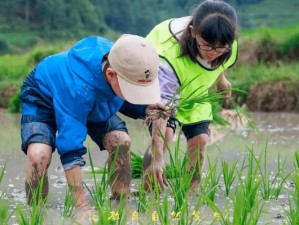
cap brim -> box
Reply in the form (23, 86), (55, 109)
(117, 75), (161, 105)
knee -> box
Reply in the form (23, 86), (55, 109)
(27, 143), (52, 169)
(188, 134), (208, 152)
(103, 131), (131, 154)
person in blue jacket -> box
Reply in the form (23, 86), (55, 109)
(20, 34), (168, 213)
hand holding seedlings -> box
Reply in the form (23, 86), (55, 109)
(145, 103), (174, 124)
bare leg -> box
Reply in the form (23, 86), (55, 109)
(25, 143), (52, 204)
(186, 133), (208, 189)
(102, 131), (131, 199)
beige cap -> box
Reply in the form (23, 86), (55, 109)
(108, 34), (160, 104)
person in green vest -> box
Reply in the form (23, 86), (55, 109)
(142, 0), (238, 191)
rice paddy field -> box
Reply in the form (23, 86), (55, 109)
(0, 109), (298, 225)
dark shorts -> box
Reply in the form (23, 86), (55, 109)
(149, 117), (210, 141)
(180, 120), (210, 141)
(21, 114), (128, 154)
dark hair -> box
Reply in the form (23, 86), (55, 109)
(180, 0), (237, 68)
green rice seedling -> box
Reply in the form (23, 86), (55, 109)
(154, 190), (171, 225)
(85, 148), (116, 208)
(145, 74), (237, 125)
(284, 193), (299, 225)
(206, 157), (221, 202)
(231, 187), (265, 225)
(0, 163), (15, 224)
(0, 162), (6, 199)
(81, 189), (128, 225)
(256, 143), (289, 200)
(85, 147), (130, 225)
(284, 151), (299, 225)
(131, 151), (144, 179)
(200, 156), (220, 203)
(135, 185), (148, 213)
(0, 200), (11, 225)
(94, 151), (176, 180)
(230, 162), (265, 225)
(62, 187), (75, 218)
(165, 132), (194, 213)
(16, 174), (48, 225)
(227, 99), (257, 132)
(232, 187), (249, 225)
(167, 173), (192, 220)
(238, 148), (262, 211)
(221, 159), (237, 197)
(146, 83), (229, 125)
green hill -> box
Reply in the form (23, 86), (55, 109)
(234, 0), (299, 29)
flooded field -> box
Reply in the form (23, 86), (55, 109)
(0, 109), (298, 224)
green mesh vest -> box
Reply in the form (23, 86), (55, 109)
(146, 19), (238, 124)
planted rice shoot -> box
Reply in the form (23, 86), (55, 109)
(0, 162), (6, 199)
(85, 149), (110, 208)
(200, 157), (221, 204)
(1, 146), (298, 224)
(221, 159), (237, 197)
(62, 187), (75, 218)
(256, 143), (289, 200)
(284, 151), (299, 224)
(16, 174), (48, 225)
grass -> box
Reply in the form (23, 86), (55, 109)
(1, 23), (299, 111)
(237, 0), (299, 29)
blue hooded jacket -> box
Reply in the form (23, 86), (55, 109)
(20, 36), (124, 166)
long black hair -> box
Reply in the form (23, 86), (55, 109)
(180, 0), (237, 68)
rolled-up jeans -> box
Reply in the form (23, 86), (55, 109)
(21, 114), (128, 171)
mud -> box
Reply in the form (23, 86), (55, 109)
(246, 79), (299, 112)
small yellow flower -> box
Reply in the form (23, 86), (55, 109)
(131, 210), (139, 222)
(171, 211), (181, 218)
(108, 211), (119, 221)
(171, 211), (176, 217)
(192, 210), (200, 221)
(152, 211), (158, 222)
(213, 212), (221, 220)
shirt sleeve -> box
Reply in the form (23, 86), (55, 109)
(158, 62), (180, 107)
(53, 90), (93, 166)
(119, 101), (147, 119)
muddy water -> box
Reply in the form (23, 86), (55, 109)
(0, 109), (298, 224)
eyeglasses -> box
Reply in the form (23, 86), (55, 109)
(197, 42), (231, 53)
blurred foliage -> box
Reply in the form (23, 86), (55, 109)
(0, 0), (299, 112)
(8, 91), (21, 113)
(0, 0), (298, 52)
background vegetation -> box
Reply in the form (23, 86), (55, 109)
(0, 0), (298, 111)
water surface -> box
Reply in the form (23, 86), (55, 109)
(0, 109), (298, 224)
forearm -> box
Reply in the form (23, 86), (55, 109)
(65, 166), (88, 208)
(150, 118), (168, 162)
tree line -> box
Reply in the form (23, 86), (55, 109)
(0, 0), (265, 38)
